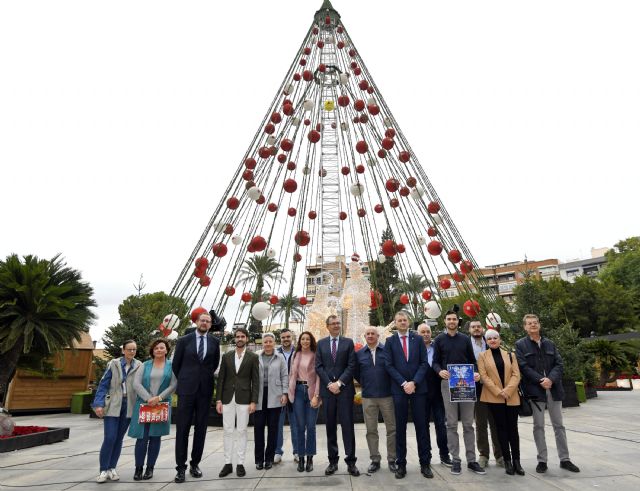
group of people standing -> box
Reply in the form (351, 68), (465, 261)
(92, 310), (581, 483)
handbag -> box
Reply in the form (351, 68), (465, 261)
(509, 352), (538, 417)
(138, 402), (169, 423)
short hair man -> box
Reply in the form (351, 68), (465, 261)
(275, 329), (299, 464)
(315, 315), (360, 476)
(416, 323), (452, 467)
(384, 311), (432, 479)
(432, 310), (485, 476)
(215, 328), (260, 478)
(354, 326), (397, 474)
(467, 319), (503, 469)
(515, 314), (580, 474)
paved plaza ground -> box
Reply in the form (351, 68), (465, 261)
(1, 390), (639, 490)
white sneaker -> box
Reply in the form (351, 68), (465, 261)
(478, 455), (489, 468)
(294, 454), (299, 462)
(107, 468), (120, 481)
(96, 471), (108, 483)
(274, 454), (282, 464)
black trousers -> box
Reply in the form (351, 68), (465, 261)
(323, 389), (356, 465)
(254, 387), (281, 464)
(175, 392), (210, 471)
(487, 403), (520, 461)
(393, 393), (429, 467)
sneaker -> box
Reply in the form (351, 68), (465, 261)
(440, 455), (453, 467)
(107, 469), (120, 481)
(478, 455), (489, 468)
(468, 462), (486, 475)
(496, 457), (505, 468)
(560, 460), (580, 473)
(451, 461), (462, 475)
(96, 471), (108, 483)
(536, 462), (548, 473)
(294, 454), (299, 462)
(274, 454), (282, 464)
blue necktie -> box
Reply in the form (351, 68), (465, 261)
(198, 335), (204, 361)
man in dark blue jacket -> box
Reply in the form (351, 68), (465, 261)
(384, 311), (432, 479)
(354, 326), (397, 474)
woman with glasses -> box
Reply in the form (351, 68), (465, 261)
(128, 338), (177, 480)
(92, 340), (141, 483)
(288, 331), (321, 472)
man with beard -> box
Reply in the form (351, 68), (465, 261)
(216, 328), (260, 478)
(274, 329), (299, 463)
(172, 312), (221, 483)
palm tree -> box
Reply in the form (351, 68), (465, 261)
(0, 254), (96, 398)
(584, 339), (630, 386)
(272, 293), (305, 329)
(394, 273), (431, 321)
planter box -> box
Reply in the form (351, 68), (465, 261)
(616, 379), (631, 389)
(0, 427), (70, 453)
(585, 385), (598, 399)
(562, 380), (580, 408)
(632, 379), (640, 390)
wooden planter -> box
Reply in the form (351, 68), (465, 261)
(0, 427), (70, 453)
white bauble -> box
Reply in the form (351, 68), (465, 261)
(251, 302), (271, 321)
(410, 185), (425, 200)
(432, 214), (443, 225)
(417, 235), (426, 246)
(424, 300), (442, 319)
(291, 117), (301, 127)
(367, 97), (376, 106)
(167, 330), (179, 340)
(231, 234), (243, 245)
(383, 117), (392, 127)
(339, 73), (350, 85)
(162, 314), (180, 330)
(377, 254), (386, 263)
(303, 99), (314, 111)
(486, 312), (502, 328)
(302, 166), (311, 175)
(283, 83), (293, 95)
(214, 222), (226, 233)
(247, 187), (261, 201)
(350, 183), (365, 197)
(267, 247), (277, 258)
(266, 135), (276, 146)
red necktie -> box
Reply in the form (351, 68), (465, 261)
(401, 335), (408, 361)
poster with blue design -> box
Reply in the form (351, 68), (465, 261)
(447, 363), (476, 402)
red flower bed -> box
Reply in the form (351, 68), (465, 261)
(0, 426), (49, 439)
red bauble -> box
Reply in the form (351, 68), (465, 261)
(249, 236), (267, 252)
(195, 257), (209, 269)
(370, 290), (383, 309)
(385, 128), (396, 138)
(245, 157), (257, 169)
(293, 252), (302, 262)
(381, 240), (397, 257)
(399, 186), (410, 197)
(397, 243), (406, 253)
(390, 198), (399, 208)
(453, 272), (466, 282)
(463, 299), (481, 317)
(268, 203), (278, 212)
(193, 267), (205, 279)
(293, 73), (301, 81)
(283, 103), (294, 116)
(256, 195), (266, 205)
(317, 40), (324, 48)
(308, 210), (317, 219)
(277, 153), (287, 163)
(354, 99), (365, 111)
(242, 169), (254, 181)
(427, 201), (441, 214)
(399, 293), (410, 305)
(378, 149), (387, 158)
(199, 275), (211, 287)
(427, 226), (438, 237)
(225, 286), (235, 296)
(337, 41), (344, 49)
(439, 279), (451, 290)
(299, 296), (308, 306)
(461, 260), (474, 274)
(381, 137), (395, 150)
(287, 161), (296, 170)
(374, 204), (384, 213)
(325, 16), (331, 24)
(355, 140), (368, 154)
(353, 67), (362, 76)
(421, 290), (432, 301)
(448, 249), (462, 263)
(212, 243), (228, 257)
(288, 207), (297, 217)
(269, 295), (279, 305)
(308, 130), (321, 143)
(270, 112), (282, 124)
(264, 123), (275, 134)
(303, 47), (311, 55)
(367, 104), (380, 116)
(406, 176), (417, 188)
(226, 197), (239, 210)
(280, 139), (294, 152)
(190, 307), (208, 323)
(337, 26), (344, 33)
(398, 150), (410, 163)
(385, 178), (400, 192)
(258, 146), (271, 159)
(359, 114), (369, 123)
(427, 240), (443, 256)
(304, 118), (311, 126)
(356, 164), (365, 173)
(241, 292), (252, 302)
(300, 59), (307, 66)
(341, 166), (350, 175)
(349, 48), (356, 57)
(357, 208), (366, 217)
(367, 86), (374, 94)
(337, 95), (349, 107)
(318, 63), (326, 72)
(295, 230), (311, 246)
(313, 27), (319, 34)
(283, 178), (297, 193)
(339, 211), (347, 220)
(224, 224), (233, 234)
(359, 80), (369, 91)
(303, 70), (313, 81)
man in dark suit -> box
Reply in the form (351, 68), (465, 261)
(172, 312), (220, 483)
(215, 327), (260, 478)
(384, 311), (432, 479)
(315, 315), (360, 476)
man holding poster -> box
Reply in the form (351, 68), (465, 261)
(432, 310), (485, 476)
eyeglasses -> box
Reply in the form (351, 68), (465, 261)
(125, 348), (137, 352)
(329, 322), (341, 325)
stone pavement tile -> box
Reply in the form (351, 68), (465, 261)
(0, 469), (95, 490)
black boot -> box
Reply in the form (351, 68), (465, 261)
(513, 460), (525, 475)
(505, 461), (515, 475)
(305, 456), (314, 472)
(297, 456), (305, 472)
(142, 466), (154, 480)
(133, 466), (143, 481)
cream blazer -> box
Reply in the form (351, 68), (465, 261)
(478, 348), (521, 406)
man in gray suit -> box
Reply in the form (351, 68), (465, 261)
(215, 328), (260, 478)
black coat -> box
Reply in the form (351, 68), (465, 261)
(172, 331), (220, 398)
(515, 336), (564, 402)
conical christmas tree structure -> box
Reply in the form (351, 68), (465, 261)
(169, 1), (498, 339)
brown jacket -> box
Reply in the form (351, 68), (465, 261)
(215, 349), (260, 405)
(478, 348), (521, 406)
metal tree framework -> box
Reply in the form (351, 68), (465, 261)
(168, 1), (498, 332)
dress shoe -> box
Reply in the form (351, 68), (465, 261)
(174, 470), (186, 483)
(305, 456), (313, 472)
(513, 460), (525, 476)
(325, 463), (338, 475)
(505, 461), (515, 475)
(347, 464), (360, 477)
(265, 461), (273, 470)
(256, 462), (264, 470)
(388, 461), (398, 473)
(421, 464), (434, 478)
(142, 466), (154, 480)
(536, 462), (548, 474)
(468, 462), (486, 475)
(298, 456), (306, 472)
(560, 460), (580, 473)
(367, 461), (381, 473)
(440, 455), (453, 467)
(189, 465), (203, 478)
(218, 464), (233, 478)
(133, 466), (143, 481)
(395, 465), (407, 479)
(236, 464), (246, 477)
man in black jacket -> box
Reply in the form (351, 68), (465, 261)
(515, 314), (580, 474)
(172, 312), (221, 483)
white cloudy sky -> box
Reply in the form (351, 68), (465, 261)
(1, 0), (638, 343)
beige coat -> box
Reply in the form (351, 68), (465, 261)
(478, 348), (521, 406)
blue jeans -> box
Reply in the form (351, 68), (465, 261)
(276, 403), (298, 456)
(99, 400), (130, 471)
(293, 384), (318, 456)
(134, 424), (162, 467)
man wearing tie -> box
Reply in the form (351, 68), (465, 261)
(384, 311), (432, 479)
(315, 315), (360, 476)
(172, 312), (221, 483)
